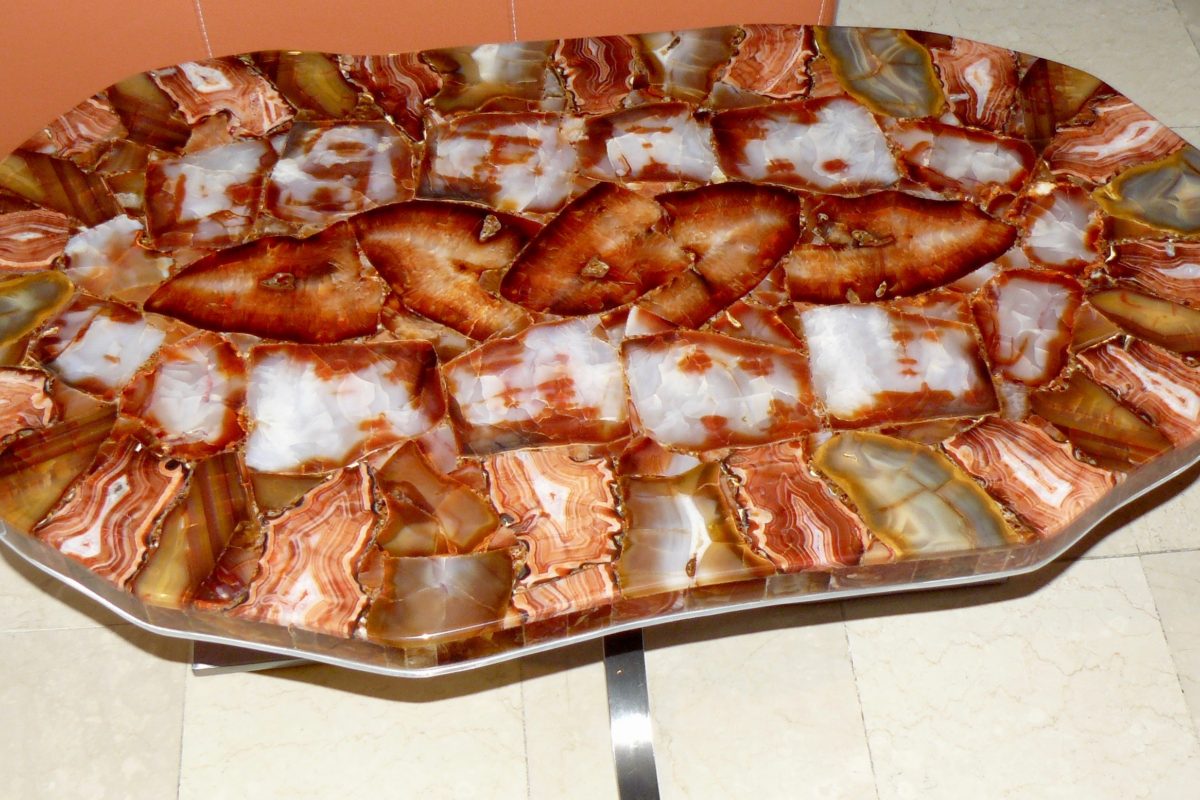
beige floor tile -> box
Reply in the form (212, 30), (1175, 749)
(0, 624), (189, 800)
(1053, 464), (1200, 560)
(178, 660), (527, 800)
(1141, 551), (1200, 732)
(1174, 0), (1200, 55)
(521, 640), (618, 800)
(1125, 465), (1200, 555)
(1056, 512), (1142, 560)
(1173, 125), (1200, 148)
(844, 558), (1200, 800)
(0, 545), (122, 632)
(644, 604), (877, 800)
(836, 0), (1200, 129)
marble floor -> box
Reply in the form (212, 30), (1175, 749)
(7, 2), (1200, 798)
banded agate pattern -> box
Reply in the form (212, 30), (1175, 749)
(1, 25), (1199, 673)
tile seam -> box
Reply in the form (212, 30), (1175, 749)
(1136, 553), (1200, 745)
(1058, 551), (1142, 562)
(1172, 0), (1200, 58)
(175, 661), (190, 800)
(1063, 546), (1200, 563)
(191, 0), (214, 58)
(839, 602), (883, 800)
(509, 0), (519, 41)
(518, 660), (533, 799)
(1139, 545), (1200, 558)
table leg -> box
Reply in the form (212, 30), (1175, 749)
(604, 630), (662, 800)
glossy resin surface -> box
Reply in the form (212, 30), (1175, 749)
(2, 25), (1200, 675)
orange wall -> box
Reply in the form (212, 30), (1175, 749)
(0, 0), (835, 158)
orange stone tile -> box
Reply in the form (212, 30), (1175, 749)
(512, 0), (836, 40)
(0, 1), (838, 159)
(0, 0), (208, 159)
(198, 0), (515, 57)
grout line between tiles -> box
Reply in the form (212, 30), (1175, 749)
(1060, 551), (1142, 562)
(509, 0), (519, 42)
(1064, 544), (1200, 564)
(1136, 553), (1200, 744)
(1137, 544), (1200, 558)
(839, 602), (882, 800)
(175, 661), (189, 800)
(191, 0), (214, 58)
(1172, 0), (1200, 59)
(819, 0), (831, 26)
(517, 660), (533, 800)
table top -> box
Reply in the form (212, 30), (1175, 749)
(5, 1), (1200, 798)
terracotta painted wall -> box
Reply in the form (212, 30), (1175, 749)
(0, 0), (835, 158)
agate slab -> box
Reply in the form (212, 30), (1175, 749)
(2, 25), (1200, 676)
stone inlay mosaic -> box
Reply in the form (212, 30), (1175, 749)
(2, 25), (1199, 672)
